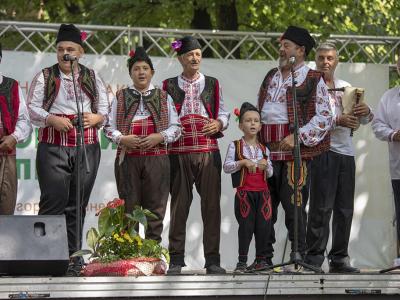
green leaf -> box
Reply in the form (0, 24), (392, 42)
(86, 227), (99, 250)
(142, 209), (158, 220)
(71, 249), (93, 257)
(162, 248), (170, 264)
(98, 208), (112, 235)
(132, 208), (148, 230)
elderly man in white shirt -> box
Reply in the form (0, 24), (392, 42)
(27, 24), (109, 276)
(0, 43), (32, 214)
(372, 51), (400, 266)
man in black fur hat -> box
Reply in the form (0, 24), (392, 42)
(163, 36), (230, 274)
(257, 26), (333, 271)
(0, 43), (32, 214)
(27, 24), (109, 276)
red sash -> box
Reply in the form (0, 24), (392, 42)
(121, 117), (167, 157)
(169, 114), (218, 154)
(38, 114), (98, 147)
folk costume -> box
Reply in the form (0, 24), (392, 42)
(257, 26), (333, 260)
(223, 103), (273, 269)
(372, 85), (400, 262)
(163, 36), (230, 271)
(0, 44), (32, 214)
(104, 47), (181, 243)
(27, 24), (109, 257)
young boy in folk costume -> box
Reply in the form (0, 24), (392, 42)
(0, 43), (32, 214)
(104, 47), (181, 243)
(223, 102), (273, 272)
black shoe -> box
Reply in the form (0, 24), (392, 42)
(246, 259), (272, 272)
(234, 262), (247, 273)
(206, 264), (226, 274)
(66, 257), (84, 277)
(329, 262), (360, 273)
(167, 264), (183, 275)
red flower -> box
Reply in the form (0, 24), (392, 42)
(233, 108), (240, 117)
(107, 198), (125, 209)
(128, 50), (135, 57)
(80, 31), (88, 42)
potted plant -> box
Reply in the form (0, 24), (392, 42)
(73, 198), (169, 276)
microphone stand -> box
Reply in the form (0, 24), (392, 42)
(256, 63), (322, 274)
(70, 60), (91, 261)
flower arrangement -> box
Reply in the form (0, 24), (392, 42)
(73, 198), (169, 276)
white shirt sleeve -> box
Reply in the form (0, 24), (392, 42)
(261, 147), (273, 178)
(95, 72), (110, 123)
(103, 95), (122, 144)
(217, 83), (230, 130)
(11, 86), (33, 143)
(27, 72), (49, 128)
(160, 95), (182, 144)
(372, 93), (395, 142)
(223, 142), (240, 174)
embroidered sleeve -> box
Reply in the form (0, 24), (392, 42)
(299, 78), (333, 146)
(217, 83), (230, 130)
(27, 72), (49, 128)
(103, 96), (122, 144)
(95, 72), (110, 125)
(259, 147), (273, 178)
(12, 86), (33, 143)
(372, 93), (395, 142)
(160, 95), (182, 144)
(223, 142), (240, 174)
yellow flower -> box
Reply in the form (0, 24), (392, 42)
(133, 235), (143, 246)
(113, 233), (124, 243)
(123, 232), (133, 243)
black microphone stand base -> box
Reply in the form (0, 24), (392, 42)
(379, 265), (400, 273)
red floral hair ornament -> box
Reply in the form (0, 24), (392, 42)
(128, 49), (135, 57)
(233, 107), (240, 122)
(80, 31), (88, 42)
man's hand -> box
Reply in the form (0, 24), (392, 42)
(353, 103), (370, 117)
(83, 113), (104, 128)
(120, 135), (141, 149)
(393, 131), (400, 142)
(337, 114), (359, 129)
(279, 134), (295, 151)
(139, 133), (164, 149)
(202, 119), (222, 136)
(47, 115), (74, 132)
(0, 135), (17, 152)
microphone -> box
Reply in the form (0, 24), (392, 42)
(63, 54), (78, 61)
(288, 56), (296, 65)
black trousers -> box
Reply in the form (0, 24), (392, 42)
(306, 151), (355, 266)
(391, 179), (400, 254)
(37, 142), (101, 256)
(266, 160), (310, 259)
(235, 189), (272, 263)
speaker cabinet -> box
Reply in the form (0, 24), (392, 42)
(0, 215), (69, 276)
